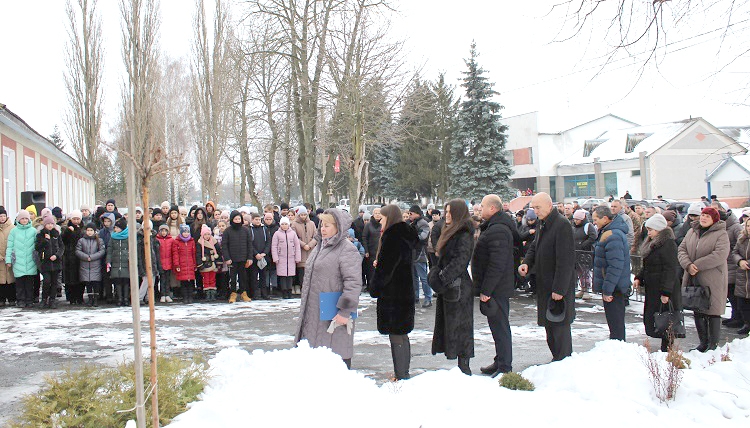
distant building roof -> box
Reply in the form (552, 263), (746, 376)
(558, 118), (698, 166)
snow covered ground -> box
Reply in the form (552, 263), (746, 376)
(164, 338), (750, 428)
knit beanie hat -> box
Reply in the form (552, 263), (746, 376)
(106, 199), (117, 207)
(526, 209), (537, 221)
(662, 210), (676, 224)
(80, 204), (91, 211)
(16, 210), (31, 222)
(52, 207), (63, 219)
(161, 201), (170, 209)
(69, 210), (82, 220)
(280, 217), (291, 225)
(280, 202), (290, 211)
(169, 205), (180, 216)
(179, 223), (190, 235)
(688, 203), (703, 216)
(41, 207), (52, 218)
(85, 222), (97, 231)
(159, 224), (170, 232)
(573, 209), (587, 221)
(0, 206), (6, 216)
(43, 215), (56, 226)
(26, 205), (37, 216)
(644, 214), (668, 232)
(201, 224), (212, 236)
(115, 218), (128, 231)
(296, 206), (308, 215)
(701, 207), (720, 224)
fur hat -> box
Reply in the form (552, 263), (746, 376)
(52, 207), (63, 220)
(43, 215), (56, 226)
(114, 218), (128, 231)
(16, 210), (31, 222)
(573, 209), (587, 221)
(179, 223), (190, 235)
(688, 203), (703, 216)
(280, 217), (291, 225)
(644, 214), (668, 232)
(701, 207), (720, 224)
(69, 210), (82, 220)
(201, 224), (212, 236)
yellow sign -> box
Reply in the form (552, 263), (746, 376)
(577, 181), (588, 187)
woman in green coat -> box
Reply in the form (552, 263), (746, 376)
(5, 210), (38, 307)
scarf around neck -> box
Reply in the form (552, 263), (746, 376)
(111, 227), (129, 240)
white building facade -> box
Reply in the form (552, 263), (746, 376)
(1, 103), (95, 218)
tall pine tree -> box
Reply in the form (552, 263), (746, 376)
(449, 42), (513, 201)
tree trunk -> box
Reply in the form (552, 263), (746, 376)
(140, 183), (159, 428)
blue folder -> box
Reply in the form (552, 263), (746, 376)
(319, 292), (358, 320)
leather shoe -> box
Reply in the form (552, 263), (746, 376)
(490, 368), (509, 378)
(724, 319), (744, 329)
(480, 362), (498, 375)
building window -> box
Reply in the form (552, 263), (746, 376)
(507, 150), (514, 166)
(564, 174), (596, 198)
(52, 169), (59, 207)
(604, 172), (618, 197)
(631, 170), (641, 177)
(24, 156), (35, 191)
(61, 172), (67, 212)
(3, 147), (16, 216)
(40, 163), (48, 194)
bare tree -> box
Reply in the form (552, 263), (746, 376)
(192, 0), (232, 203)
(63, 0), (105, 198)
(161, 58), (194, 205)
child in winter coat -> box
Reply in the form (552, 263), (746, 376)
(6, 210), (39, 308)
(347, 227), (366, 257)
(107, 218), (131, 306)
(75, 223), (106, 306)
(197, 225), (221, 301)
(36, 215), (65, 309)
(213, 220), (229, 299)
(271, 217), (301, 299)
(172, 224), (196, 303)
(155, 224), (174, 303)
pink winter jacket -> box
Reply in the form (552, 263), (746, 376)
(272, 228), (301, 277)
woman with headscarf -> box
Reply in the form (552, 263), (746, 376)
(369, 204), (417, 380)
(677, 207), (730, 352)
(634, 214), (681, 352)
(294, 209), (362, 369)
(430, 199), (475, 375)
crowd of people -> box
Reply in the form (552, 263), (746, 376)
(1, 190), (748, 379)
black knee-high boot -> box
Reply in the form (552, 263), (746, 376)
(389, 334), (411, 380)
(692, 313), (709, 352)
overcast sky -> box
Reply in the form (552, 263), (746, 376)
(1, 0), (748, 147)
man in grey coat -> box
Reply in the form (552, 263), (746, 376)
(409, 205), (433, 308)
(295, 208), (362, 368)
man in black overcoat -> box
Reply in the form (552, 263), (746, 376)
(472, 194), (518, 376)
(519, 193), (576, 361)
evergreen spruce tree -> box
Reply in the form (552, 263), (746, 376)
(369, 141), (399, 199)
(449, 42), (513, 201)
(49, 125), (66, 151)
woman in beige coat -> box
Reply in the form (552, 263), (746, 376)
(291, 206), (317, 294)
(678, 207), (730, 352)
(0, 207), (15, 305)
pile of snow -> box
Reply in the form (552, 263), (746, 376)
(164, 338), (750, 427)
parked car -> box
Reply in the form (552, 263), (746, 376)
(359, 204), (381, 215)
(578, 198), (607, 210)
(336, 198), (350, 212)
(624, 199), (652, 209)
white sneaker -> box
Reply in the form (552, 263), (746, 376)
(582, 293), (592, 300)
(160, 296), (166, 303)
(165, 296), (173, 303)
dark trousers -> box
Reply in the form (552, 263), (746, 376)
(181, 280), (194, 303)
(249, 265), (269, 298)
(545, 323), (573, 361)
(42, 270), (61, 303)
(101, 269), (113, 302)
(738, 297), (750, 324)
(229, 264), (249, 293)
(728, 283), (740, 320)
(67, 282), (85, 303)
(16, 275), (36, 306)
(83, 281), (101, 296)
(295, 267), (305, 288)
(603, 291), (626, 341)
(160, 270), (172, 297)
(278, 276), (294, 291)
(0, 283), (15, 303)
(487, 296), (513, 372)
(113, 278), (130, 305)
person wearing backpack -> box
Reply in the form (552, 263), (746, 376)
(573, 209), (597, 299)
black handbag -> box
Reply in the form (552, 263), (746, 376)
(654, 301), (686, 338)
(681, 276), (711, 312)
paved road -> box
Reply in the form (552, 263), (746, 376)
(0, 292), (742, 425)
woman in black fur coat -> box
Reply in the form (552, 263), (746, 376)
(369, 204), (417, 380)
(430, 199), (475, 375)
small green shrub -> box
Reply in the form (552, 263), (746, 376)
(10, 354), (209, 428)
(499, 372), (535, 391)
